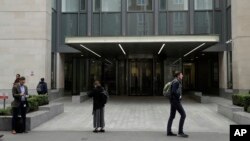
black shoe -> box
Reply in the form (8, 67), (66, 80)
(167, 132), (177, 136)
(178, 133), (189, 138)
(93, 129), (98, 133)
(0, 134), (4, 138)
(99, 129), (105, 133)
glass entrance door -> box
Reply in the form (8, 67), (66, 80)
(129, 59), (153, 96)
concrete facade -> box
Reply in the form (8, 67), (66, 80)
(231, 0), (250, 92)
(0, 0), (51, 94)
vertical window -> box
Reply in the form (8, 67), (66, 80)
(80, 0), (86, 11)
(194, 12), (213, 34)
(159, 13), (167, 35)
(62, 0), (79, 12)
(169, 12), (188, 34)
(194, 0), (213, 10)
(61, 14), (78, 44)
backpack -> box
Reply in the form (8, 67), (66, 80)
(101, 90), (109, 105)
(36, 83), (43, 93)
(163, 81), (173, 97)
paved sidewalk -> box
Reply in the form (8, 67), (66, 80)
(33, 96), (234, 133)
(0, 131), (229, 141)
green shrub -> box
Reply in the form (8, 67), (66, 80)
(27, 97), (39, 112)
(232, 93), (250, 112)
(0, 107), (12, 116)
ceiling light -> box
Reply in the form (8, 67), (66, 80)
(105, 59), (112, 64)
(172, 58), (181, 65)
(184, 43), (205, 57)
(80, 44), (101, 58)
(118, 44), (126, 55)
(158, 44), (165, 54)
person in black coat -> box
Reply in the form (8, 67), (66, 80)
(88, 80), (108, 133)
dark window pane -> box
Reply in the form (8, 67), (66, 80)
(101, 13), (121, 36)
(102, 0), (121, 12)
(145, 13), (153, 35)
(194, 12), (213, 34)
(215, 12), (222, 35)
(215, 0), (220, 9)
(62, 0), (78, 12)
(92, 14), (100, 36)
(127, 0), (153, 11)
(159, 0), (167, 10)
(61, 14), (78, 44)
(79, 14), (87, 36)
(168, 0), (189, 11)
(227, 0), (231, 7)
(52, 0), (57, 10)
(169, 12), (188, 34)
(52, 11), (57, 50)
(226, 8), (231, 39)
(127, 13), (153, 35)
(127, 13), (145, 35)
(159, 13), (167, 35)
(194, 0), (213, 10)
(80, 0), (86, 11)
(93, 0), (101, 12)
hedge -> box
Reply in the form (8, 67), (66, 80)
(232, 93), (250, 113)
(0, 95), (49, 115)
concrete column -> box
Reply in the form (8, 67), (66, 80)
(0, 0), (51, 94)
(56, 53), (65, 90)
(219, 52), (227, 89)
(231, 0), (250, 92)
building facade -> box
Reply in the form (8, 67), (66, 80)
(0, 0), (249, 99)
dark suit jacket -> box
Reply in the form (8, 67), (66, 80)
(11, 84), (29, 108)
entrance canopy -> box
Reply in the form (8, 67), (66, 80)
(65, 35), (219, 58)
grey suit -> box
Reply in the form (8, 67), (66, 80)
(11, 84), (29, 132)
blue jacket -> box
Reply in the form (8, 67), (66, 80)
(170, 78), (182, 102)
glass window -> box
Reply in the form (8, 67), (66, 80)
(215, 12), (222, 35)
(227, 0), (231, 7)
(226, 8), (231, 39)
(169, 12), (188, 34)
(215, 0), (220, 9)
(159, 0), (167, 10)
(159, 13), (167, 35)
(128, 13), (144, 35)
(93, 0), (101, 12)
(144, 13), (154, 35)
(52, 0), (57, 10)
(80, 0), (86, 11)
(62, 0), (79, 12)
(102, 0), (121, 12)
(168, 0), (189, 11)
(79, 14), (87, 36)
(92, 14), (100, 36)
(61, 14), (78, 44)
(194, 0), (213, 10)
(194, 12), (213, 34)
(127, 0), (153, 11)
(101, 13), (121, 36)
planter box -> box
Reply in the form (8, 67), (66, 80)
(218, 103), (244, 120)
(233, 111), (250, 124)
(0, 103), (64, 131)
(72, 92), (89, 104)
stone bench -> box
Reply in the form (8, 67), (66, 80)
(233, 111), (250, 124)
(0, 103), (64, 131)
(218, 103), (244, 120)
(189, 91), (211, 103)
(72, 92), (89, 104)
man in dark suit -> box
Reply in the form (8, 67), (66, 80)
(11, 76), (29, 134)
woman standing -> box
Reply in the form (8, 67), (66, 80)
(88, 80), (108, 133)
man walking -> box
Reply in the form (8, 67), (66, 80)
(36, 78), (48, 95)
(11, 76), (29, 134)
(167, 71), (188, 138)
